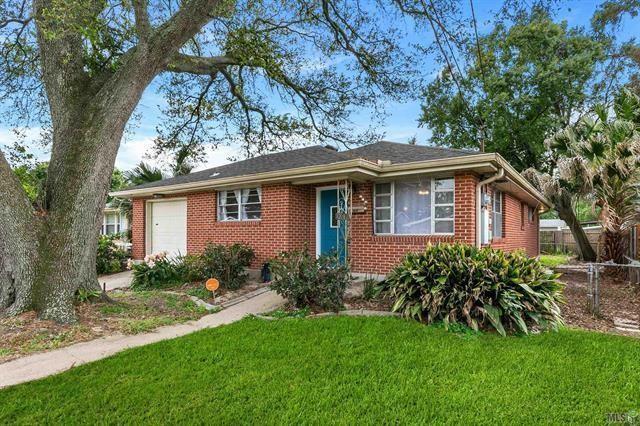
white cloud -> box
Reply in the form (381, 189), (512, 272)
(115, 136), (157, 170)
(115, 136), (241, 172)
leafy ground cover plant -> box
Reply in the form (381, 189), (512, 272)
(362, 278), (381, 301)
(377, 243), (565, 336)
(129, 252), (183, 290)
(198, 243), (255, 290)
(269, 249), (350, 311)
(96, 234), (128, 275)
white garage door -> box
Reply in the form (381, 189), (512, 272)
(149, 200), (187, 257)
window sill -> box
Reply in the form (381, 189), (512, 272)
(215, 220), (262, 226)
(370, 234), (455, 243)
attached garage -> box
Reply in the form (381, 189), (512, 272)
(146, 199), (187, 257)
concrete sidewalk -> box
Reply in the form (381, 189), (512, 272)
(0, 290), (284, 389)
(99, 270), (133, 290)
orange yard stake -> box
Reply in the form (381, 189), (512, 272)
(206, 278), (220, 302)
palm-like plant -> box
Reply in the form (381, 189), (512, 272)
(171, 147), (195, 177)
(549, 89), (640, 263)
(124, 162), (165, 186)
(116, 162), (165, 223)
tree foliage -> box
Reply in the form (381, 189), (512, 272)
(0, 0), (441, 322)
(546, 88), (640, 262)
(0, 0), (427, 165)
(592, 0), (640, 93)
(419, 8), (609, 172)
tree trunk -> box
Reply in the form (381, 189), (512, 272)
(555, 192), (597, 261)
(1, 0), (216, 322)
(1, 92), (147, 322)
(602, 230), (628, 264)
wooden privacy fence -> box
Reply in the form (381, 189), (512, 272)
(540, 226), (639, 259)
(540, 227), (602, 255)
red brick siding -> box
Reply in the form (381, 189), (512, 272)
(488, 189), (539, 256)
(349, 172), (478, 274)
(186, 184), (312, 267)
(130, 172), (539, 273)
(131, 198), (146, 260)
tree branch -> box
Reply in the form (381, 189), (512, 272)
(132, 0), (151, 43)
(0, 16), (32, 30)
(147, 0), (229, 68)
(166, 53), (238, 74)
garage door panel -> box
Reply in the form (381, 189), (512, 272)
(150, 200), (187, 257)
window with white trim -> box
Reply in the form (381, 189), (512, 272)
(102, 212), (121, 235)
(373, 177), (454, 235)
(217, 188), (262, 221)
(492, 190), (503, 239)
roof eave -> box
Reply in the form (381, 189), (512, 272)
(110, 153), (551, 209)
(110, 159), (376, 197)
(493, 154), (553, 209)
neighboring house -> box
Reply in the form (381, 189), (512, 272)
(111, 141), (550, 274)
(101, 205), (129, 236)
(540, 219), (568, 231)
(540, 219), (601, 231)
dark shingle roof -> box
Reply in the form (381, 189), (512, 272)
(124, 141), (478, 191)
(344, 140), (477, 163)
(127, 145), (350, 191)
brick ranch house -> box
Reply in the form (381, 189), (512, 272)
(112, 141), (551, 274)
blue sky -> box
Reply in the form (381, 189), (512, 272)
(2, 0), (639, 172)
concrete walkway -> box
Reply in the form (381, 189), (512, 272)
(0, 290), (284, 389)
(99, 270), (133, 290)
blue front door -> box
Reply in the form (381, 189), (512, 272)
(319, 189), (344, 258)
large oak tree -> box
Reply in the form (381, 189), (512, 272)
(0, 0), (437, 322)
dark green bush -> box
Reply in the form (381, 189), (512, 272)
(269, 249), (350, 311)
(130, 252), (182, 290)
(199, 243), (255, 290)
(377, 243), (565, 336)
(176, 254), (208, 283)
(96, 234), (128, 275)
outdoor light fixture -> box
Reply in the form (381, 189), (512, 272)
(152, 194), (164, 199)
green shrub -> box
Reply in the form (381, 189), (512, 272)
(199, 243), (255, 290)
(130, 252), (182, 290)
(377, 243), (565, 336)
(269, 249), (350, 311)
(362, 278), (380, 301)
(96, 234), (127, 275)
(176, 254), (208, 283)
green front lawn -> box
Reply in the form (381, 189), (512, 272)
(1, 317), (639, 424)
(539, 253), (570, 269)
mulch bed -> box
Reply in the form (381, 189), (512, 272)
(559, 268), (640, 337)
(0, 291), (210, 364)
(344, 295), (393, 312)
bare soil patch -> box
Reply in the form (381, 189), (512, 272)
(560, 268), (640, 337)
(0, 291), (209, 364)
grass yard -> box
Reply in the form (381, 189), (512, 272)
(0, 291), (209, 363)
(539, 253), (571, 269)
(1, 317), (639, 424)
